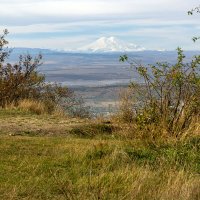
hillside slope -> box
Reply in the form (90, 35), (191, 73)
(0, 110), (199, 200)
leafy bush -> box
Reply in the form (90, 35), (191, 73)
(120, 48), (200, 134)
(0, 30), (90, 117)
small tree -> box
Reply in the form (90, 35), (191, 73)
(0, 30), (46, 107)
(120, 48), (200, 134)
(0, 30), (90, 117)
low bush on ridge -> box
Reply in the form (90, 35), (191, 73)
(119, 48), (200, 135)
(0, 30), (90, 117)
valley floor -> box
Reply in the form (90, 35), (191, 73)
(0, 110), (199, 200)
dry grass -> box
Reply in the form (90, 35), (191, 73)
(3, 99), (67, 117)
(116, 87), (136, 123)
(0, 109), (199, 199)
(0, 109), (86, 136)
(0, 136), (199, 200)
(17, 99), (47, 115)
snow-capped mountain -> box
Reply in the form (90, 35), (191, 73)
(78, 37), (146, 52)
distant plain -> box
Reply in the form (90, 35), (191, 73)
(9, 50), (200, 114)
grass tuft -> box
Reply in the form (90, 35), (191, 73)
(69, 123), (114, 137)
(17, 99), (47, 115)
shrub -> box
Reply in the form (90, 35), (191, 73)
(60, 93), (91, 118)
(0, 30), (90, 117)
(0, 30), (45, 107)
(120, 48), (200, 134)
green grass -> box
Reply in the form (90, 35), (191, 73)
(0, 110), (199, 199)
(0, 135), (199, 199)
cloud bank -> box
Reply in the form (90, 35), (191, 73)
(0, 0), (199, 50)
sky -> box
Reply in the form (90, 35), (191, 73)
(0, 0), (200, 51)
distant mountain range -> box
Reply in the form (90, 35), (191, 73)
(10, 37), (200, 54)
(10, 37), (146, 54)
(11, 47), (57, 54)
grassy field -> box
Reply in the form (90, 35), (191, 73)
(0, 110), (199, 200)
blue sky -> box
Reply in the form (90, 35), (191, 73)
(0, 0), (200, 50)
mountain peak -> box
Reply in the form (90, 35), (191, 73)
(78, 36), (145, 52)
(98, 36), (117, 42)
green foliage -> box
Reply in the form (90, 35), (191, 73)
(188, 5), (200, 15)
(120, 48), (200, 134)
(188, 5), (200, 42)
(119, 54), (128, 62)
(192, 36), (200, 42)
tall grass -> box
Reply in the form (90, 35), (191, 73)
(17, 99), (47, 115)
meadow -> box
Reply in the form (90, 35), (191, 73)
(0, 109), (199, 200)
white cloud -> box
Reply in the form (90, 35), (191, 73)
(0, 0), (200, 50)
(0, 0), (199, 21)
